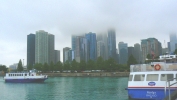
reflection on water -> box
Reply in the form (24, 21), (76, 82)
(0, 77), (128, 100)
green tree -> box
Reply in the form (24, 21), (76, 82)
(106, 58), (116, 72)
(49, 61), (54, 72)
(79, 60), (87, 71)
(54, 61), (63, 72)
(127, 54), (137, 67)
(0, 65), (8, 72)
(34, 63), (43, 71)
(71, 59), (78, 71)
(63, 61), (70, 70)
(17, 59), (23, 71)
(174, 49), (177, 55)
(43, 63), (49, 72)
(96, 56), (104, 70)
(146, 54), (151, 59)
(27, 64), (33, 70)
(87, 60), (95, 70)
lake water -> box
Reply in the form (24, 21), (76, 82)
(0, 77), (129, 100)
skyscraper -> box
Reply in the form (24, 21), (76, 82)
(71, 35), (77, 51)
(141, 38), (162, 63)
(68, 49), (74, 62)
(48, 34), (55, 63)
(85, 32), (97, 61)
(35, 30), (49, 64)
(27, 33), (35, 67)
(97, 41), (105, 59)
(63, 47), (71, 63)
(108, 29), (116, 61)
(169, 33), (177, 53)
(167, 42), (171, 53)
(128, 47), (134, 58)
(97, 33), (108, 60)
(134, 43), (141, 63)
(54, 50), (60, 64)
(118, 42), (128, 64)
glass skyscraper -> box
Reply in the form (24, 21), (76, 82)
(169, 33), (177, 53)
(35, 30), (49, 64)
(118, 42), (128, 64)
(85, 32), (97, 61)
(63, 47), (71, 63)
(48, 34), (55, 63)
(97, 33), (108, 60)
(27, 33), (35, 67)
(54, 50), (60, 64)
(108, 29), (116, 61)
(134, 43), (141, 63)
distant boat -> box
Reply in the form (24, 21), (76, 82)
(4, 71), (48, 83)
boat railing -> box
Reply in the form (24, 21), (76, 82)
(130, 63), (177, 72)
(165, 78), (177, 100)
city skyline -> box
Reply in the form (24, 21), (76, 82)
(1, 0), (177, 66)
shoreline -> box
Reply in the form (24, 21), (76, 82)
(44, 72), (129, 77)
(0, 72), (129, 77)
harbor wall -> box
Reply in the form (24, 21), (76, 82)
(0, 72), (129, 77)
(45, 72), (129, 77)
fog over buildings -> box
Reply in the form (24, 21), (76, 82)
(1, 0), (177, 66)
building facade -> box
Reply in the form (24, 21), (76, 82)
(54, 50), (60, 64)
(35, 30), (49, 64)
(118, 42), (128, 64)
(168, 42), (171, 53)
(27, 34), (35, 67)
(134, 43), (141, 63)
(63, 47), (71, 63)
(97, 41), (105, 59)
(48, 34), (55, 63)
(97, 33), (108, 60)
(85, 32), (97, 61)
(169, 33), (177, 53)
(128, 47), (135, 58)
(141, 38), (162, 63)
(108, 29), (117, 61)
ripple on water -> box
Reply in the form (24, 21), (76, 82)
(0, 77), (129, 100)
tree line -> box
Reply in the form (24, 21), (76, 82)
(26, 55), (137, 73)
(1, 54), (138, 73)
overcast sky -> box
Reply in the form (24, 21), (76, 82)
(1, 0), (177, 67)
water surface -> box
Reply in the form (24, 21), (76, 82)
(0, 77), (128, 100)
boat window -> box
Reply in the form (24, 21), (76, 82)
(25, 74), (27, 76)
(129, 75), (133, 81)
(146, 74), (159, 81)
(161, 74), (173, 81)
(134, 74), (145, 81)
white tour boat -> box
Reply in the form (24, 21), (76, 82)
(127, 54), (177, 100)
(4, 71), (48, 83)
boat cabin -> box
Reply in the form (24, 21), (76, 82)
(6, 72), (37, 77)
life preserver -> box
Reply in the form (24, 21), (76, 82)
(154, 64), (161, 70)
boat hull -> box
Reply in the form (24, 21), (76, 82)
(5, 78), (48, 83)
(127, 88), (176, 100)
